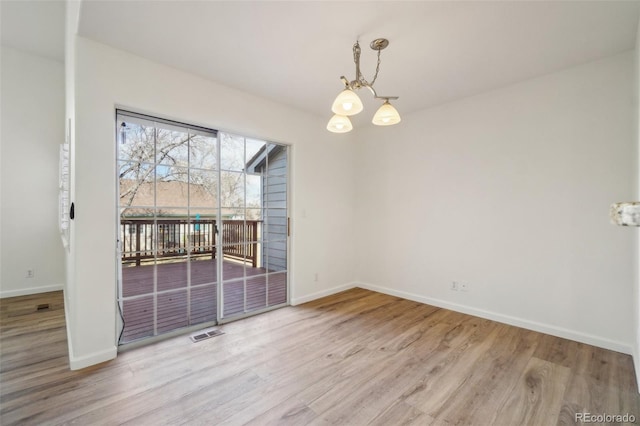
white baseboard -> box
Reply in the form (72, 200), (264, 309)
(64, 290), (77, 370)
(635, 354), (640, 393)
(290, 282), (357, 306)
(62, 289), (117, 370)
(68, 346), (117, 370)
(635, 344), (640, 393)
(356, 282), (633, 355)
(0, 284), (64, 299)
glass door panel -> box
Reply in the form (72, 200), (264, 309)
(122, 295), (154, 342)
(264, 145), (288, 308)
(246, 275), (267, 311)
(190, 284), (217, 324)
(117, 110), (219, 344)
(219, 133), (288, 320)
(221, 280), (244, 317)
(117, 113), (288, 344)
(268, 272), (287, 306)
(157, 290), (188, 334)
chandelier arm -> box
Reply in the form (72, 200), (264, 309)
(351, 83), (400, 101)
(362, 84), (377, 97)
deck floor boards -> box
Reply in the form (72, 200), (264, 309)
(121, 259), (286, 342)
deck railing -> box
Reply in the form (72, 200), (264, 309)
(120, 219), (259, 267)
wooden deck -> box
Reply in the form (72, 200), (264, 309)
(121, 259), (286, 343)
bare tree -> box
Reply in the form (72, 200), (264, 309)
(119, 123), (259, 218)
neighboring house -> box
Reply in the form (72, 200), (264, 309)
(119, 179), (218, 218)
(246, 144), (288, 273)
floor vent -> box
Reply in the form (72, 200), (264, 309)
(190, 329), (224, 343)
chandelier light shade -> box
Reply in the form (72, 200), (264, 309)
(331, 89), (364, 116)
(327, 38), (401, 133)
(372, 100), (401, 126)
(326, 114), (353, 133)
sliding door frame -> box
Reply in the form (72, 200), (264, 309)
(216, 132), (291, 324)
(115, 110), (291, 347)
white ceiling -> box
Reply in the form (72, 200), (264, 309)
(2, 1), (639, 119)
(1, 0), (65, 62)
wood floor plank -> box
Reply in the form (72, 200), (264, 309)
(558, 374), (640, 425)
(368, 400), (433, 426)
(492, 356), (571, 425)
(401, 317), (502, 414)
(532, 333), (581, 369)
(77, 369), (265, 425)
(422, 326), (540, 424)
(237, 397), (317, 426)
(1, 289), (638, 425)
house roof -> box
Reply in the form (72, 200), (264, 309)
(120, 180), (216, 210)
(245, 144), (283, 174)
(119, 179), (254, 220)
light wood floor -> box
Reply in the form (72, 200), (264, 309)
(1, 288), (638, 425)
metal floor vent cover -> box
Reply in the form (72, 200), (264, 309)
(190, 329), (224, 343)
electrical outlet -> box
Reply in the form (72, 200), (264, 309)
(459, 282), (469, 292)
(451, 281), (459, 291)
(26, 269), (34, 279)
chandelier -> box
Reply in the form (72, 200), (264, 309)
(327, 38), (401, 133)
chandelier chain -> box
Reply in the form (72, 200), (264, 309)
(352, 42), (382, 88)
(369, 48), (382, 86)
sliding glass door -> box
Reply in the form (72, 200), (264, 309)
(116, 111), (288, 344)
(218, 134), (288, 321)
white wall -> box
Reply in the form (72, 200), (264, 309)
(64, 0), (80, 367)
(356, 52), (636, 354)
(67, 34), (638, 370)
(68, 36), (357, 368)
(0, 46), (65, 298)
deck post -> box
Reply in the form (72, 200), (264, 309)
(251, 221), (258, 268)
(135, 223), (141, 266)
(212, 220), (217, 261)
